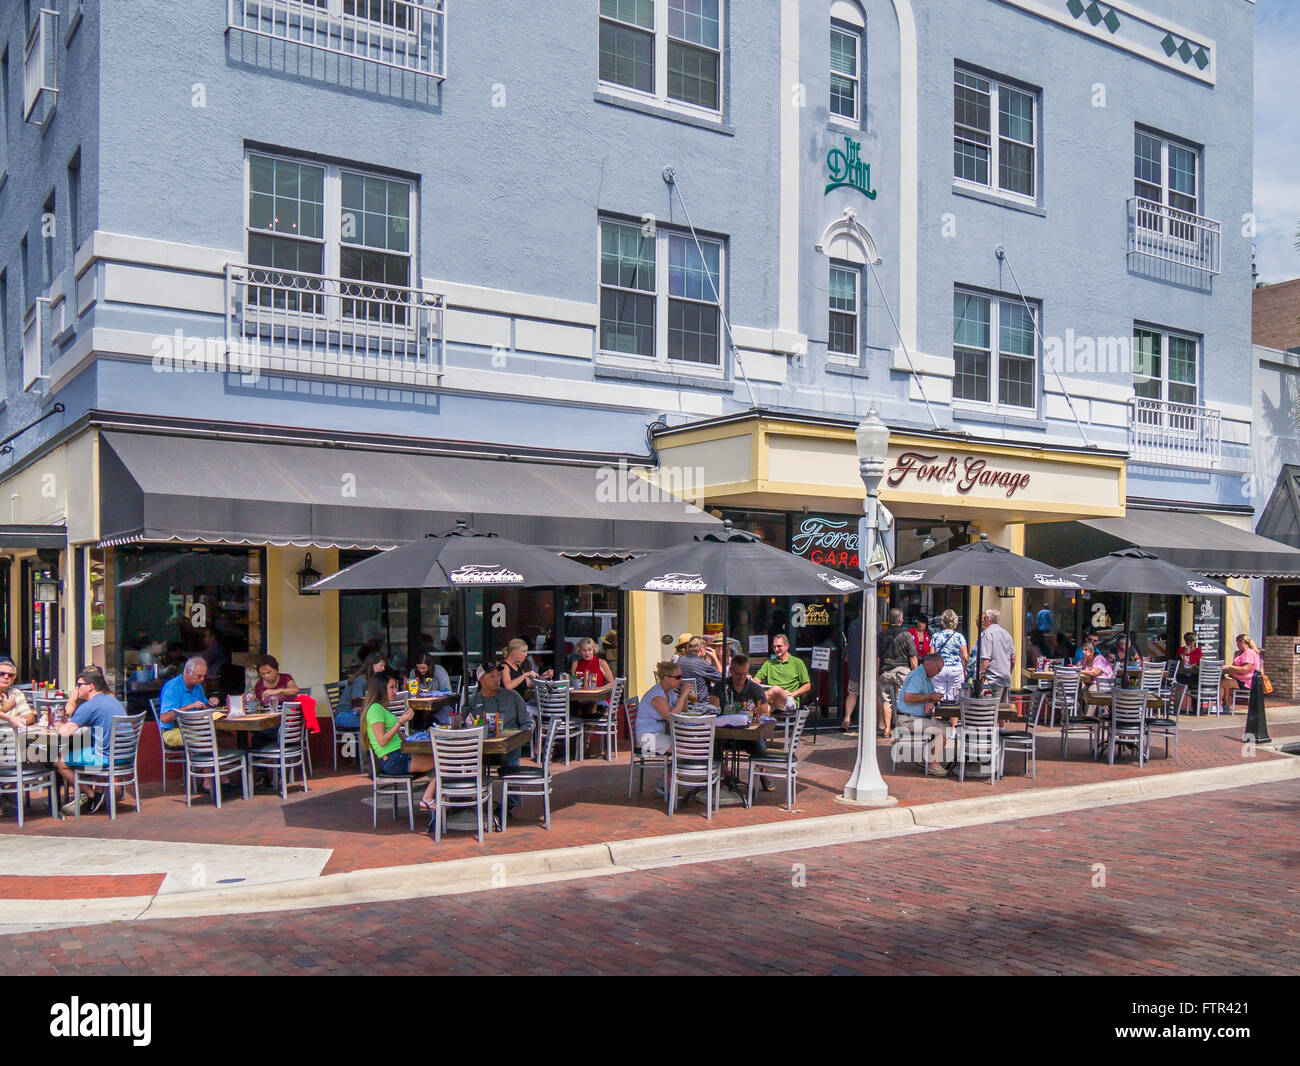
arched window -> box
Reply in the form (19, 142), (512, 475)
(830, 1), (866, 126)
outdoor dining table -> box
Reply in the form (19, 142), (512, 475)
(213, 711), (281, 734)
(400, 728), (531, 759)
(406, 693), (459, 730)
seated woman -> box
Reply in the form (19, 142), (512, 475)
(499, 638), (552, 705)
(1219, 634), (1262, 712)
(0, 658), (34, 728)
(1079, 644), (1114, 689)
(362, 674), (436, 812)
(634, 661), (693, 762)
(408, 651), (452, 693)
(337, 651), (387, 731)
(1175, 632), (1202, 684)
(253, 654), (299, 702)
(570, 637), (614, 690)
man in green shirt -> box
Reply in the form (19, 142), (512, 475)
(754, 634), (811, 711)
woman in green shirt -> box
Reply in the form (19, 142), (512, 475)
(363, 675), (437, 810)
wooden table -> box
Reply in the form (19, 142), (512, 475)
(407, 693), (459, 730)
(213, 711), (281, 734)
(568, 684), (613, 703)
(401, 728), (531, 758)
(933, 705), (1022, 724)
(716, 720), (775, 743)
(1083, 689), (1164, 710)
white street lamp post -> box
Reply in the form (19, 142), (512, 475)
(842, 406), (894, 805)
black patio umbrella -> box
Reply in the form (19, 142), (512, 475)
(880, 534), (1083, 693)
(1069, 547), (1241, 686)
(307, 521), (608, 686)
(598, 521), (865, 687)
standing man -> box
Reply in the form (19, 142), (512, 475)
(840, 612), (863, 735)
(676, 636), (723, 697)
(53, 666), (128, 815)
(977, 608), (1016, 701)
(1035, 601), (1054, 636)
(877, 608), (919, 736)
(754, 634), (811, 712)
(158, 656), (221, 749)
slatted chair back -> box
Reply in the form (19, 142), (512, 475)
(175, 708), (218, 757)
(1111, 688), (1149, 728)
(624, 694), (641, 745)
(0, 726), (22, 772)
(1051, 665), (1081, 717)
(323, 680), (345, 715)
(1139, 663), (1165, 693)
(1196, 662), (1224, 706)
(431, 726), (485, 788)
(537, 716), (561, 774)
(668, 713), (716, 764)
(780, 708), (811, 768)
(536, 680), (571, 718)
(276, 703), (306, 749)
(608, 676), (627, 715)
(106, 712), (146, 767)
(448, 675), (462, 694)
(958, 696), (1000, 760)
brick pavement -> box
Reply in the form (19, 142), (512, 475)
(0, 718), (1289, 889)
(2, 778), (1295, 975)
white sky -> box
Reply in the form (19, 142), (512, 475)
(1254, 0), (1300, 283)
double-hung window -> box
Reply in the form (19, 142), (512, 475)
(1134, 128), (1200, 241)
(599, 217), (724, 371)
(246, 152), (413, 322)
(953, 66), (1037, 201)
(829, 26), (862, 125)
(952, 289), (1038, 412)
(1134, 325), (1198, 412)
(599, 0), (723, 116)
(827, 264), (860, 362)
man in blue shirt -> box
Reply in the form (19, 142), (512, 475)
(1035, 603), (1054, 634)
(54, 666), (128, 815)
(159, 657), (220, 747)
(895, 653), (950, 776)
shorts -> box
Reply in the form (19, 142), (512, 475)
(161, 729), (184, 749)
(879, 666), (910, 690)
(334, 710), (361, 731)
(846, 679), (860, 696)
(63, 747), (109, 768)
(377, 750), (412, 776)
(636, 731), (672, 757)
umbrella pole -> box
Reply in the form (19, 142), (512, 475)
(460, 590), (470, 711)
(975, 585), (984, 697)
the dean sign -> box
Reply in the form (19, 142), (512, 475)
(825, 135), (877, 198)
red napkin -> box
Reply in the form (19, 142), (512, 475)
(296, 694), (320, 733)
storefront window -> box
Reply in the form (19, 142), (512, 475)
(563, 582), (623, 677)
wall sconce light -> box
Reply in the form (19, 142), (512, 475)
(297, 553), (322, 595)
(996, 586), (1013, 599)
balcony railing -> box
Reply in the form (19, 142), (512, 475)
(225, 265), (445, 385)
(227, 0), (446, 80)
(1129, 397), (1222, 469)
(1127, 197), (1221, 278)
(23, 7), (59, 124)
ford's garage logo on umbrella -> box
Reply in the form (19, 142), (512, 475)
(817, 571), (859, 592)
(119, 570), (153, 588)
(645, 572), (708, 593)
(1033, 574), (1080, 589)
(884, 569), (927, 583)
(449, 564), (525, 585)
(1187, 579), (1223, 595)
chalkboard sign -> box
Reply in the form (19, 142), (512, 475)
(1191, 597), (1222, 662)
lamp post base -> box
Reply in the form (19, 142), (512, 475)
(835, 789), (899, 808)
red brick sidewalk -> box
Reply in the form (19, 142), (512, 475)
(0, 719), (1284, 886)
(3, 778), (1295, 975)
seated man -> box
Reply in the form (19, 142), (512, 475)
(894, 653), (950, 776)
(1079, 644), (1114, 689)
(709, 652), (771, 783)
(0, 658), (34, 728)
(465, 662), (533, 785)
(158, 656), (221, 749)
(754, 635), (810, 713)
(53, 666), (128, 815)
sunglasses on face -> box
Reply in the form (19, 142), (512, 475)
(0, 672), (15, 679)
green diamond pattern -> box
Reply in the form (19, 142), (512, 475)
(1085, 1), (1103, 25)
(1161, 32), (1177, 55)
(1066, 0), (1084, 15)
(1193, 47), (1209, 70)
(1103, 9), (1120, 32)
(1068, 0), (1120, 33)
(1177, 40), (1193, 62)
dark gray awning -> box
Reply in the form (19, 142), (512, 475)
(1254, 465), (1300, 551)
(1026, 509), (1300, 579)
(98, 432), (719, 552)
(0, 524), (67, 550)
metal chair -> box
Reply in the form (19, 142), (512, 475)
(666, 713), (721, 819)
(956, 696), (1002, 784)
(580, 676), (625, 761)
(0, 725), (60, 827)
(1193, 662), (1224, 716)
(149, 697), (186, 792)
(626, 696), (671, 798)
(746, 707), (809, 811)
(1055, 666), (1099, 760)
(499, 718), (560, 831)
(366, 745), (428, 831)
(536, 679), (582, 766)
(175, 709), (249, 807)
(430, 726), (492, 843)
(324, 679), (357, 771)
(1147, 681), (1182, 761)
(1000, 685), (1044, 778)
(1107, 689), (1149, 766)
(71, 712), (145, 820)
(1138, 662), (1165, 695)
(247, 703), (309, 798)
(890, 711), (937, 774)
(1229, 673), (1253, 714)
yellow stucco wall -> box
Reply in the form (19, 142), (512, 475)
(266, 547), (340, 708)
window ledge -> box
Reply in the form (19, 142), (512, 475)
(827, 116), (865, 137)
(594, 90), (735, 136)
(951, 183), (1045, 218)
(825, 359), (871, 379)
(952, 404), (1046, 430)
(594, 361), (732, 391)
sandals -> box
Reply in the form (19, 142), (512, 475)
(418, 799), (437, 812)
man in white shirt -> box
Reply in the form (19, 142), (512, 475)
(977, 608), (1016, 700)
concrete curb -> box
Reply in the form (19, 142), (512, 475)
(11, 755), (1299, 930)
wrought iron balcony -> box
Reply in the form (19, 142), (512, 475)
(227, 0), (446, 80)
(225, 265), (445, 385)
(1129, 397), (1222, 469)
(1127, 197), (1221, 278)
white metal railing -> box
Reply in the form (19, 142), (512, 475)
(1129, 397), (1222, 468)
(225, 264), (445, 383)
(1127, 197), (1221, 277)
(23, 8), (59, 123)
(226, 0), (446, 80)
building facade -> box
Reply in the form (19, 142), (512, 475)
(0, 0), (1265, 713)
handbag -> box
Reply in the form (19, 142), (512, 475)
(1259, 671), (1274, 696)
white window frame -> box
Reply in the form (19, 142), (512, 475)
(243, 150), (417, 316)
(826, 261), (861, 365)
(828, 24), (862, 129)
(598, 0), (726, 121)
(952, 64), (1038, 206)
(1133, 126), (1202, 247)
(952, 288), (1039, 415)
(1133, 324), (1200, 409)
(596, 217), (726, 379)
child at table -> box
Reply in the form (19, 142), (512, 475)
(363, 674), (436, 812)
